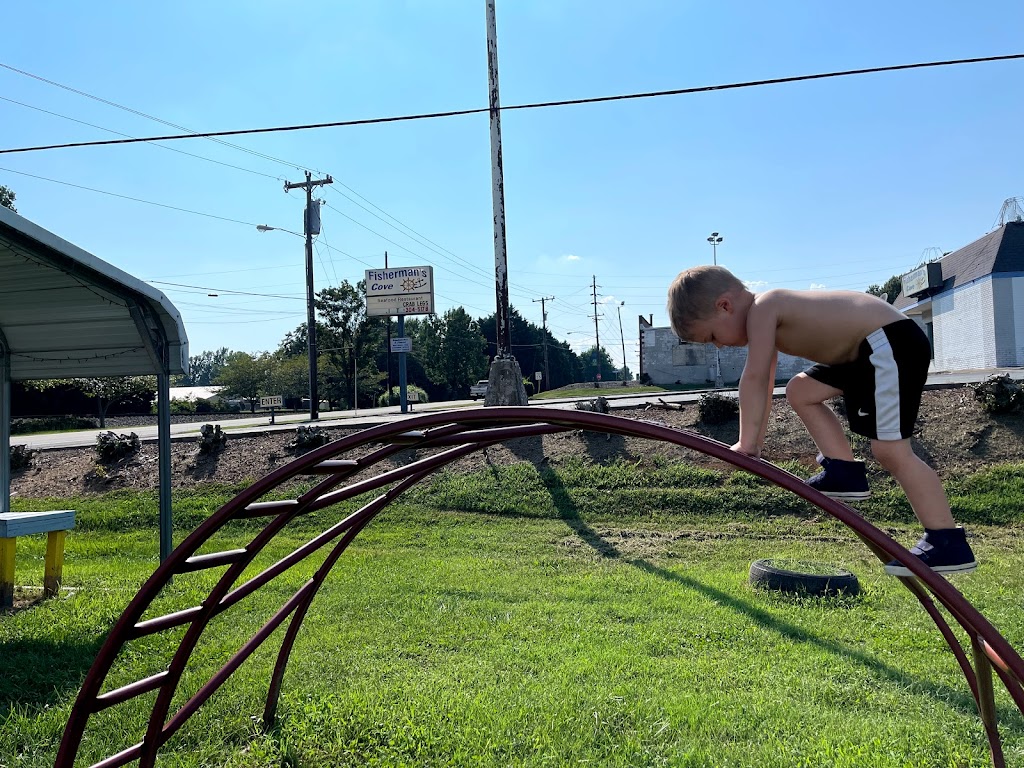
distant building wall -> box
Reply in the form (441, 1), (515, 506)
(924, 276), (1024, 370)
(640, 325), (811, 387)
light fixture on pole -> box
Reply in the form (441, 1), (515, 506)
(707, 231), (723, 265)
(707, 231), (724, 388)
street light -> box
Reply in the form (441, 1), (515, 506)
(257, 222), (318, 419)
(706, 231), (724, 388)
(616, 301), (627, 385)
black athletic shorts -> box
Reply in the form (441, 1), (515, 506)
(803, 318), (930, 441)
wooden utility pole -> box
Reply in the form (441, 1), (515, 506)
(284, 171), (333, 420)
(532, 296), (554, 392)
(483, 0), (528, 405)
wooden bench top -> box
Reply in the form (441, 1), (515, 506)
(0, 510), (76, 537)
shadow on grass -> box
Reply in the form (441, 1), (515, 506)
(541, 467), (1024, 731)
(0, 634), (106, 711)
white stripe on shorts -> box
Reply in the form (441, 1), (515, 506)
(866, 327), (902, 440)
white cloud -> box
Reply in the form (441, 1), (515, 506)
(809, 283), (827, 291)
(563, 254), (581, 262)
(744, 280), (769, 291)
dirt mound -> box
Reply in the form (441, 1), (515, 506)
(10, 387), (1024, 499)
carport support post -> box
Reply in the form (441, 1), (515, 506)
(0, 344), (9, 514)
(157, 373), (172, 563)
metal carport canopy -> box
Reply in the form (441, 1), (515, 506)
(0, 204), (188, 561)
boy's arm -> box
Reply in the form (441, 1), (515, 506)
(735, 301), (779, 455)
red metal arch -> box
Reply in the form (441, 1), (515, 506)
(55, 408), (1024, 768)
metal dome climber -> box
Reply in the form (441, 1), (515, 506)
(55, 408), (1024, 768)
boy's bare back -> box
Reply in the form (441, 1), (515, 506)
(751, 288), (906, 365)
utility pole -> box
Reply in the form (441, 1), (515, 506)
(483, 0), (528, 406)
(532, 295), (554, 392)
(284, 171), (333, 420)
(591, 275), (602, 383)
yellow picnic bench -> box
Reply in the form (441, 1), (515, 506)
(0, 510), (75, 609)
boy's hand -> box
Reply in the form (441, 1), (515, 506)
(731, 442), (761, 458)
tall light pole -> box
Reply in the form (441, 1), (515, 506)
(707, 231), (724, 388)
(707, 231), (723, 265)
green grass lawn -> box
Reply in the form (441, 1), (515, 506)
(4, 462), (1024, 766)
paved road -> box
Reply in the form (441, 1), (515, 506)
(15, 367), (1023, 451)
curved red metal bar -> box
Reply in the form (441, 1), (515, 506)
(54, 408), (1024, 768)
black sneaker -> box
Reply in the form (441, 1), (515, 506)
(806, 456), (871, 500)
(884, 527), (978, 577)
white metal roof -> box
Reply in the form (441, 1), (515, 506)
(0, 206), (188, 381)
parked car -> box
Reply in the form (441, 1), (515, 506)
(470, 379), (489, 399)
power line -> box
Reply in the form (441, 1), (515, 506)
(0, 61), (316, 170)
(0, 165), (263, 227)
(3, 53), (1021, 155)
(0, 95), (285, 180)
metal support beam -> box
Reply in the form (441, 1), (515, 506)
(0, 329), (10, 515)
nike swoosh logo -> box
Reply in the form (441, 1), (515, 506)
(857, 409), (870, 417)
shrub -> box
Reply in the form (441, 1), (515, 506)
(11, 415), (98, 434)
(522, 378), (535, 397)
(10, 444), (33, 470)
(95, 431), (140, 462)
(289, 425), (330, 452)
(575, 396), (610, 413)
(376, 386), (428, 407)
(197, 424), (227, 455)
(697, 392), (738, 424)
(972, 374), (1024, 414)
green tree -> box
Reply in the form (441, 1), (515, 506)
(578, 346), (616, 383)
(0, 185), (16, 212)
(866, 274), (903, 304)
(30, 376), (155, 427)
(214, 351), (274, 412)
(417, 307), (488, 398)
(182, 347), (231, 386)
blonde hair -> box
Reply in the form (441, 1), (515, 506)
(667, 265), (745, 340)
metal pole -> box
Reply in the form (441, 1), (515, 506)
(0, 337), (10, 514)
(157, 373), (172, 563)
(384, 251), (392, 406)
(707, 232), (724, 388)
(398, 314), (408, 413)
(486, 0), (511, 357)
(618, 302), (627, 382)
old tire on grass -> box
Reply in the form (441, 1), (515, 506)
(749, 559), (860, 597)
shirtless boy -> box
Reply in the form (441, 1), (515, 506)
(667, 264), (976, 576)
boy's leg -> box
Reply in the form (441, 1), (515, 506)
(871, 438), (976, 575)
(870, 439), (954, 529)
(785, 373), (854, 460)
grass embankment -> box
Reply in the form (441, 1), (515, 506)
(4, 461), (1024, 766)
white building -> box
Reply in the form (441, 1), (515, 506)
(895, 220), (1024, 371)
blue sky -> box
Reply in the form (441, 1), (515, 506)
(2, 2), (1022, 375)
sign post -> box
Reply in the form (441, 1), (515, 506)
(366, 267), (434, 413)
(260, 395), (284, 425)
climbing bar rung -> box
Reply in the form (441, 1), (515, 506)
(305, 459), (359, 474)
(237, 499), (299, 519)
(89, 742), (144, 768)
(131, 606), (204, 638)
(93, 671), (169, 712)
(180, 548), (248, 572)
